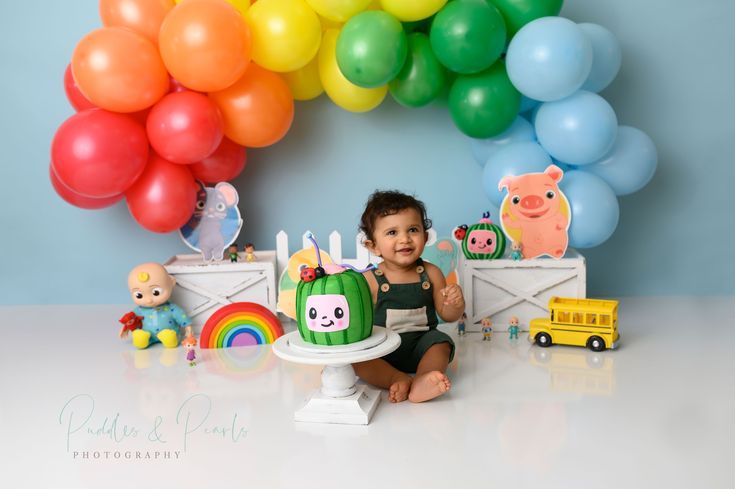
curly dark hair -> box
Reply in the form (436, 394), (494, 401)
(359, 190), (432, 242)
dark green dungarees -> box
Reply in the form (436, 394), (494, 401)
(373, 259), (455, 373)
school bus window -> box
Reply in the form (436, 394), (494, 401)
(557, 311), (570, 323)
(586, 313), (597, 325)
(599, 315), (610, 326)
(573, 312), (584, 324)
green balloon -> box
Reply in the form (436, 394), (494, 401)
(389, 33), (448, 108)
(487, 0), (564, 37)
(448, 61), (521, 138)
(336, 11), (408, 88)
(429, 1), (506, 74)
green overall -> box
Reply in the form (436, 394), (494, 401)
(372, 259), (455, 373)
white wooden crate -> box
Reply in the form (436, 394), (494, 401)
(164, 251), (277, 328)
(460, 249), (586, 331)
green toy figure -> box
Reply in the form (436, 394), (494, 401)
(508, 316), (520, 340)
(228, 244), (239, 263)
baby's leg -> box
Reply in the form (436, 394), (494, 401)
(353, 359), (412, 403)
(409, 342), (452, 403)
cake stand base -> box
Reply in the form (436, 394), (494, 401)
(295, 383), (381, 425)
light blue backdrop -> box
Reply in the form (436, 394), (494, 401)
(1, 0), (733, 305)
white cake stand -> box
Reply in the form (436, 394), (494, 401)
(272, 327), (401, 425)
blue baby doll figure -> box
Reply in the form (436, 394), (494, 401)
(127, 263), (192, 349)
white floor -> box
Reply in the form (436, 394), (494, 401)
(1, 297), (733, 489)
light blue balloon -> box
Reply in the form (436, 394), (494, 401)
(506, 17), (592, 102)
(482, 141), (552, 207)
(583, 126), (657, 196)
(470, 116), (536, 168)
(559, 171), (619, 248)
(535, 90), (618, 165)
(579, 23), (622, 93)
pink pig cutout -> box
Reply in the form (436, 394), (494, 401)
(498, 164), (571, 260)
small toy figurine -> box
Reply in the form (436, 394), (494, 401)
(481, 317), (493, 341)
(127, 263), (193, 350)
(118, 311), (144, 339)
(182, 334), (197, 367)
(508, 316), (520, 340)
(244, 242), (256, 262)
(510, 241), (523, 261)
(228, 244), (239, 263)
(457, 312), (467, 336)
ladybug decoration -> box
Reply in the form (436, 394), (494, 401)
(454, 224), (468, 241)
(300, 267), (317, 282)
(455, 212), (506, 260)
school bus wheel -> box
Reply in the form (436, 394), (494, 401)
(587, 336), (606, 352)
(535, 332), (552, 347)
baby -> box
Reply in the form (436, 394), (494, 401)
(353, 190), (465, 403)
(127, 263), (192, 349)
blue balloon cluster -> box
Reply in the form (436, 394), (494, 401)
(471, 17), (657, 249)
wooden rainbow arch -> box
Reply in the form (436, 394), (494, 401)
(200, 302), (283, 349)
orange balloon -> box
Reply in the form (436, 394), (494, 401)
(209, 64), (294, 148)
(71, 27), (169, 113)
(99, 0), (175, 44)
(159, 0), (252, 92)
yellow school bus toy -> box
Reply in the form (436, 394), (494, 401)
(530, 297), (620, 352)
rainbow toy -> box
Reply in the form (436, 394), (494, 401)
(200, 302), (284, 349)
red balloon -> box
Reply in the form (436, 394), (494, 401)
(49, 165), (123, 209)
(63, 64), (96, 112)
(51, 109), (149, 198)
(189, 137), (247, 184)
(125, 153), (199, 233)
(146, 91), (224, 164)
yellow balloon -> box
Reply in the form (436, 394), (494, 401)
(318, 29), (387, 112)
(282, 54), (323, 100)
(379, 0), (447, 21)
(245, 0), (322, 72)
(305, 0), (371, 22)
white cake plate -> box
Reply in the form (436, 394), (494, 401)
(272, 328), (401, 425)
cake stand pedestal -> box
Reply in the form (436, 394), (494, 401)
(272, 328), (401, 425)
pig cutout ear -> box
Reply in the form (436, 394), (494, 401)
(544, 164), (564, 183)
(215, 182), (239, 206)
(498, 175), (514, 192)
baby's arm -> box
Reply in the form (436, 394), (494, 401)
(426, 263), (465, 322)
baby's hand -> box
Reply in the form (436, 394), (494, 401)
(441, 284), (464, 308)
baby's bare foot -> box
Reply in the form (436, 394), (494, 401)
(409, 371), (451, 403)
(388, 375), (412, 403)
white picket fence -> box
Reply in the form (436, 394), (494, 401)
(274, 229), (440, 280)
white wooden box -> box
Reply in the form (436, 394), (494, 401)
(164, 251), (277, 328)
(460, 249), (586, 331)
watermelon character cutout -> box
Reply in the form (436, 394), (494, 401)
(295, 234), (375, 346)
(456, 212), (506, 260)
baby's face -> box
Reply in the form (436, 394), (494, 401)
(128, 266), (174, 307)
(368, 208), (428, 268)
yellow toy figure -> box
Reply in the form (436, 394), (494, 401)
(481, 317), (493, 341)
(244, 242), (256, 262)
(127, 263), (192, 350)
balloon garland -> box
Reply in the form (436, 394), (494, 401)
(51, 0), (655, 249)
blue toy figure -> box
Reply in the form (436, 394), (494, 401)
(481, 317), (493, 341)
(511, 242), (523, 261)
(127, 263), (192, 349)
(457, 312), (467, 336)
(508, 316), (520, 340)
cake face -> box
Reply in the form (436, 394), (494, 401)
(296, 270), (373, 346)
